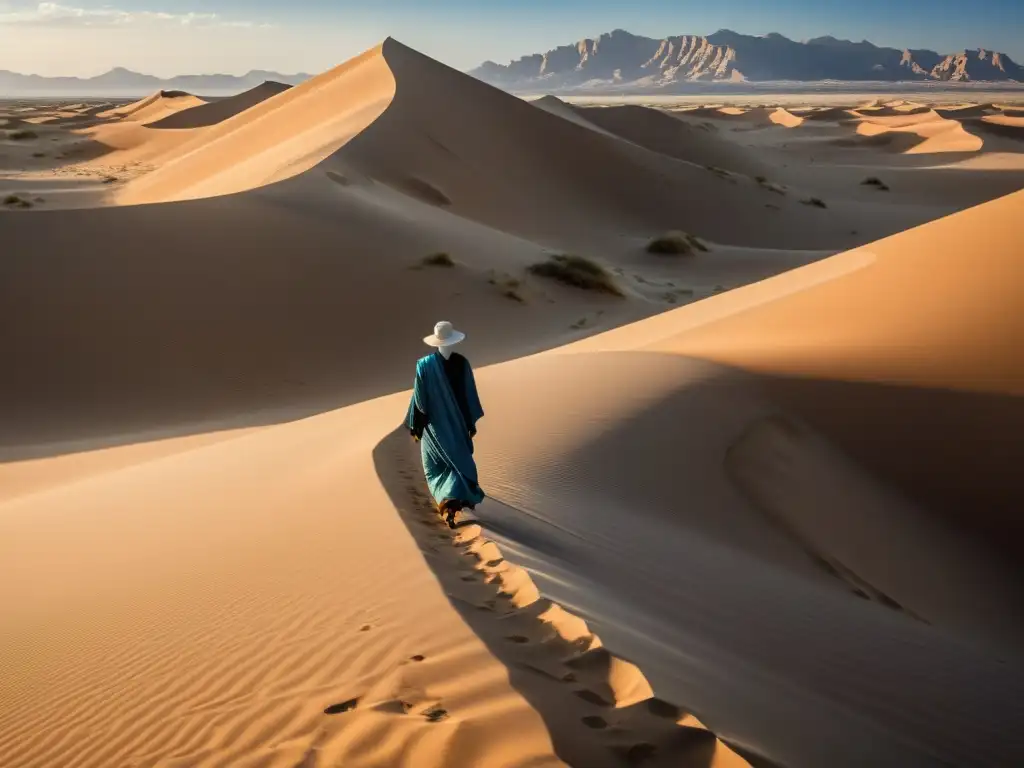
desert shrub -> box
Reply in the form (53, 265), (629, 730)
(756, 176), (787, 194)
(861, 176), (890, 191)
(422, 252), (455, 267)
(528, 254), (622, 297)
(801, 197), (828, 208)
(8, 129), (38, 140)
(101, 176), (119, 184)
(502, 288), (525, 303)
(3, 194), (32, 208)
(646, 230), (708, 255)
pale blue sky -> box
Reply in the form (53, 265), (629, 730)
(1, 0), (1022, 77)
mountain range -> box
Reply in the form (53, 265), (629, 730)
(3, 29), (1022, 97)
(0, 67), (312, 97)
(469, 29), (1024, 92)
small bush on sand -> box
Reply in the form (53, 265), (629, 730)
(801, 197), (828, 209)
(756, 176), (787, 195)
(502, 288), (525, 303)
(31, 152), (46, 158)
(3, 194), (32, 208)
(861, 176), (890, 191)
(8, 129), (38, 140)
(528, 255), (622, 297)
(422, 252), (455, 267)
(646, 230), (708, 255)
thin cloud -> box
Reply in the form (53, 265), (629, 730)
(0, 2), (272, 28)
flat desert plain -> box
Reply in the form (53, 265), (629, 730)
(2, 39), (1023, 768)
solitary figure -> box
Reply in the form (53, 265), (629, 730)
(406, 321), (485, 528)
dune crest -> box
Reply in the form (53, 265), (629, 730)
(146, 81), (293, 129)
(119, 45), (394, 204)
(98, 89), (207, 124)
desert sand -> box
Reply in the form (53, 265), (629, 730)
(2, 38), (1022, 768)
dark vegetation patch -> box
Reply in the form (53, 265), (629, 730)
(528, 254), (623, 297)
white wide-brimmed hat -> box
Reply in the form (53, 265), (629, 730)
(423, 320), (465, 348)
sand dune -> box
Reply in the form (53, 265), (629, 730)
(528, 95), (618, 136)
(98, 89), (207, 124)
(976, 113), (1024, 140)
(146, 81), (293, 129)
(797, 106), (858, 121)
(850, 110), (984, 153)
(121, 41), (915, 252)
(934, 103), (997, 118)
(471, 189), (1024, 767)
(566, 188), (1024, 555)
(2, 36), (1023, 768)
(571, 104), (769, 176)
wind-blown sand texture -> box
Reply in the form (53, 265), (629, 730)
(2, 38), (1023, 768)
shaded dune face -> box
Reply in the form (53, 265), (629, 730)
(144, 82), (293, 129)
(470, 351), (1023, 768)
(569, 103), (769, 176)
(464, 192), (1024, 766)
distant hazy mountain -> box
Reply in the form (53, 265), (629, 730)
(470, 29), (1023, 92)
(0, 67), (312, 97)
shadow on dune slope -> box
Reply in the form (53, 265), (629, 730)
(456, 350), (1023, 768)
(372, 425), (749, 768)
(146, 81), (292, 129)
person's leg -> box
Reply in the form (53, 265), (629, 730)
(441, 499), (466, 529)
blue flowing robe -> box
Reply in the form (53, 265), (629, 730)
(405, 352), (485, 508)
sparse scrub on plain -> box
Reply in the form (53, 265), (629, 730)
(3, 194), (33, 208)
(528, 254), (622, 297)
(801, 197), (828, 209)
(421, 252), (455, 267)
(646, 230), (709, 255)
(705, 165), (735, 182)
(756, 175), (787, 195)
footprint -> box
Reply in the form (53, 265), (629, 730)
(575, 689), (612, 707)
(581, 715), (608, 729)
(423, 706), (449, 723)
(506, 635), (530, 644)
(324, 698), (358, 715)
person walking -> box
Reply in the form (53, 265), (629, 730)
(406, 321), (485, 528)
